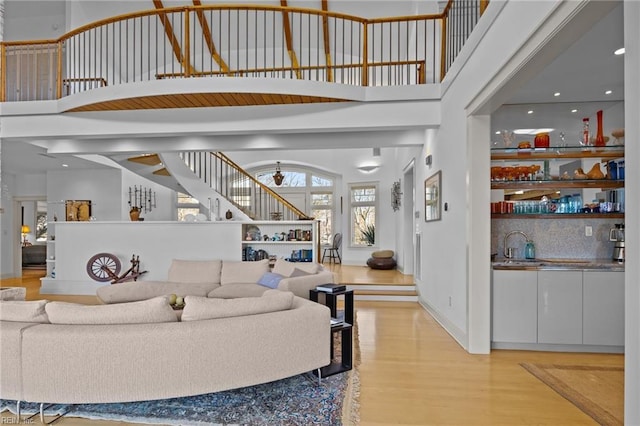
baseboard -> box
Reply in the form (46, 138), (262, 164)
(492, 341), (624, 354)
(418, 297), (468, 351)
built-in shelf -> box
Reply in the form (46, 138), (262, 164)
(492, 213), (625, 219)
(490, 146), (624, 160)
(491, 180), (624, 190)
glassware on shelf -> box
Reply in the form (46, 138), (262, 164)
(594, 110), (606, 147)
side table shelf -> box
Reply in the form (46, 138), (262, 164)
(309, 288), (354, 378)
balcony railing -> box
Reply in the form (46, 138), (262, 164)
(0, 1), (486, 102)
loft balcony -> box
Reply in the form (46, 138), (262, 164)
(0, 1), (487, 112)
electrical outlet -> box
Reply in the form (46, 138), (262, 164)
(585, 226), (593, 237)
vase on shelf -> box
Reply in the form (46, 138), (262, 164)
(594, 110), (606, 147)
(129, 207), (141, 221)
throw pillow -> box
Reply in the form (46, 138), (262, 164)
(167, 259), (222, 284)
(181, 291), (294, 321)
(257, 272), (285, 289)
(289, 268), (312, 278)
(220, 259), (270, 285)
(273, 258), (319, 277)
(0, 300), (49, 323)
(45, 296), (178, 325)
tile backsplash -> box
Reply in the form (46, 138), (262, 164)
(492, 217), (624, 260)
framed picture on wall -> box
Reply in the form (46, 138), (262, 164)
(65, 200), (92, 221)
(424, 171), (441, 222)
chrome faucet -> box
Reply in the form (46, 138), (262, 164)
(503, 230), (530, 259)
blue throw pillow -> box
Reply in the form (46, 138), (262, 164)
(257, 272), (285, 289)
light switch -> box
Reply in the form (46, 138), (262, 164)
(585, 226), (592, 237)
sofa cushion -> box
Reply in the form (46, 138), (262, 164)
(182, 290), (294, 321)
(0, 300), (49, 323)
(257, 272), (285, 289)
(45, 296), (178, 325)
(208, 284), (269, 299)
(221, 259), (270, 285)
(272, 258), (319, 277)
(167, 259), (222, 284)
(371, 250), (394, 259)
(96, 281), (218, 304)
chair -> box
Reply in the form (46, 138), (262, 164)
(322, 233), (342, 264)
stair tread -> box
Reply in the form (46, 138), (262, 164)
(354, 289), (418, 296)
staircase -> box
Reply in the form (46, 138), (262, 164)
(111, 150), (309, 222)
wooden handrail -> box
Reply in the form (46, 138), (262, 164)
(156, 59), (426, 79)
(213, 152), (312, 220)
(0, 3), (454, 47)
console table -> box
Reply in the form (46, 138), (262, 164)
(310, 288), (353, 377)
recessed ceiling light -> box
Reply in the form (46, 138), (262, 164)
(62, 164), (69, 167)
(527, 110), (534, 114)
(605, 90), (612, 95)
(553, 92), (560, 97)
(495, 131), (501, 135)
(614, 47), (625, 55)
(571, 109), (578, 113)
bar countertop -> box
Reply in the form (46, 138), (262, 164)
(492, 258), (624, 271)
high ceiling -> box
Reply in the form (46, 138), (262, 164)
(1, 1), (626, 174)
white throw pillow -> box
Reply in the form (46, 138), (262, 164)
(0, 300), (49, 323)
(167, 259), (222, 284)
(181, 290), (294, 321)
(273, 258), (319, 277)
(221, 259), (270, 285)
(45, 296), (177, 325)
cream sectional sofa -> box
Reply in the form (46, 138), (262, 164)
(0, 290), (331, 404)
(96, 258), (335, 304)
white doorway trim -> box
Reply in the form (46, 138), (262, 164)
(402, 159), (415, 276)
(12, 196), (47, 277)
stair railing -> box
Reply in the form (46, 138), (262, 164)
(180, 151), (311, 221)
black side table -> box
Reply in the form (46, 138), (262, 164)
(309, 288), (354, 377)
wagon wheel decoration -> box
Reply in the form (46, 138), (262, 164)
(86, 253), (121, 282)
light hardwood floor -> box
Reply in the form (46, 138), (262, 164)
(1, 268), (623, 425)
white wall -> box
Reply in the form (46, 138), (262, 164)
(624, 1), (640, 423)
(3, 1), (65, 41)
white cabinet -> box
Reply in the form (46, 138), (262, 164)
(537, 270), (583, 344)
(583, 271), (625, 346)
(491, 270), (538, 343)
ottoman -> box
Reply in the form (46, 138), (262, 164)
(366, 250), (397, 270)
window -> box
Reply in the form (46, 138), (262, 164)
(251, 165), (336, 245)
(36, 201), (47, 241)
(256, 170), (306, 187)
(176, 192), (201, 221)
(311, 192), (333, 245)
(350, 183), (377, 246)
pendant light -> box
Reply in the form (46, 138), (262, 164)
(273, 161), (284, 186)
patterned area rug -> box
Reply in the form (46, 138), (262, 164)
(521, 363), (624, 426)
(1, 326), (360, 426)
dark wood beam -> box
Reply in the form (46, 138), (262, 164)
(192, 0), (230, 73)
(152, 0), (194, 75)
(279, 0), (301, 79)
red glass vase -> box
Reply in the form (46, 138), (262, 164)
(595, 110), (606, 146)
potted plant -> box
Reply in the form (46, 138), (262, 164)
(362, 224), (375, 246)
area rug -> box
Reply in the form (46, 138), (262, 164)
(521, 363), (624, 426)
(1, 324), (360, 426)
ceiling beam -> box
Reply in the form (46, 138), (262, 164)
(321, 0), (333, 82)
(279, 0), (302, 79)
(152, 0), (195, 75)
(192, 0), (230, 74)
